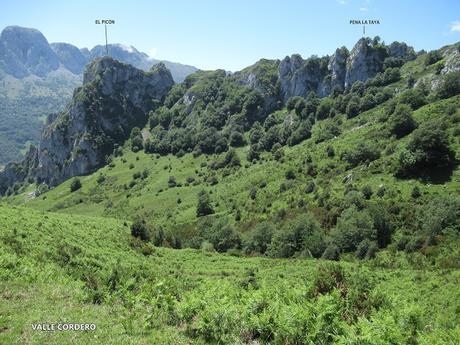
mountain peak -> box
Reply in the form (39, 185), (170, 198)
(0, 25), (59, 77)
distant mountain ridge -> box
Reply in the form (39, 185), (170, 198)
(0, 25), (198, 82)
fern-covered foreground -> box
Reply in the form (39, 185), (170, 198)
(0, 204), (459, 344)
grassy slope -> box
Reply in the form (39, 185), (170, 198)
(0, 204), (459, 344)
(1, 43), (460, 344)
(6, 44), (460, 236)
(10, 93), (460, 239)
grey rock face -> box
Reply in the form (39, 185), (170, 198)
(0, 26), (60, 78)
(328, 47), (349, 90)
(441, 45), (460, 74)
(51, 42), (87, 74)
(0, 57), (174, 189)
(235, 59), (281, 112)
(344, 38), (387, 88)
(387, 41), (416, 60)
(276, 38), (392, 100)
(279, 54), (331, 100)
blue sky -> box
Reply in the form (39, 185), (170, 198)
(1, 0), (460, 71)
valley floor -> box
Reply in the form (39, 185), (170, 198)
(0, 204), (459, 344)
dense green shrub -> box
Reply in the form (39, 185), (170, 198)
(285, 169), (296, 180)
(247, 144), (260, 161)
(268, 214), (325, 258)
(316, 97), (334, 120)
(388, 104), (417, 138)
(287, 121), (312, 146)
(70, 178), (82, 192)
(312, 262), (345, 294)
(411, 185), (421, 198)
(131, 218), (152, 241)
(196, 190), (214, 217)
(229, 131), (245, 147)
(167, 176), (177, 188)
(243, 222), (275, 254)
(368, 204), (392, 248)
(397, 120), (455, 176)
(200, 218), (241, 252)
(438, 71), (460, 99)
(416, 196), (460, 237)
(355, 239), (378, 259)
(321, 244), (340, 260)
(361, 185), (373, 200)
(342, 142), (380, 167)
(346, 96), (361, 118)
(330, 206), (376, 252)
(130, 127), (144, 152)
(305, 181), (316, 194)
(398, 88), (426, 110)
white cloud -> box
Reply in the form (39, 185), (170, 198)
(450, 21), (460, 32)
(337, 0), (347, 4)
(118, 44), (135, 53)
(360, 7), (368, 11)
(148, 47), (158, 58)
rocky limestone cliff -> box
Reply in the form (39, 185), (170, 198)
(0, 57), (174, 191)
(344, 37), (388, 88)
(328, 47), (349, 92)
(276, 37), (415, 101)
(235, 59), (281, 113)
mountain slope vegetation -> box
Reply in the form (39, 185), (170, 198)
(0, 37), (459, 344)
(0, 204), (459, 344)
(4, 38), (459, 262)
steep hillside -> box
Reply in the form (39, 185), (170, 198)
(3, 38), (459, 263)
(0, 26), (198, 164)
(1, 35), (460, 345)
(0, 204), (459, 344)
(0, 57), (174, 188)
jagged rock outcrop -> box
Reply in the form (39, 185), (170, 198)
(235, 59), (281, 112)
(441, 44), (460, 74)
(387, 41), (416, 61)
(279, 54), (331, 100)
(344, 38), (388, 88)
(276, 38), (417, 100)
(0, 57), (173, 191)
(328, 47), (349, 92)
